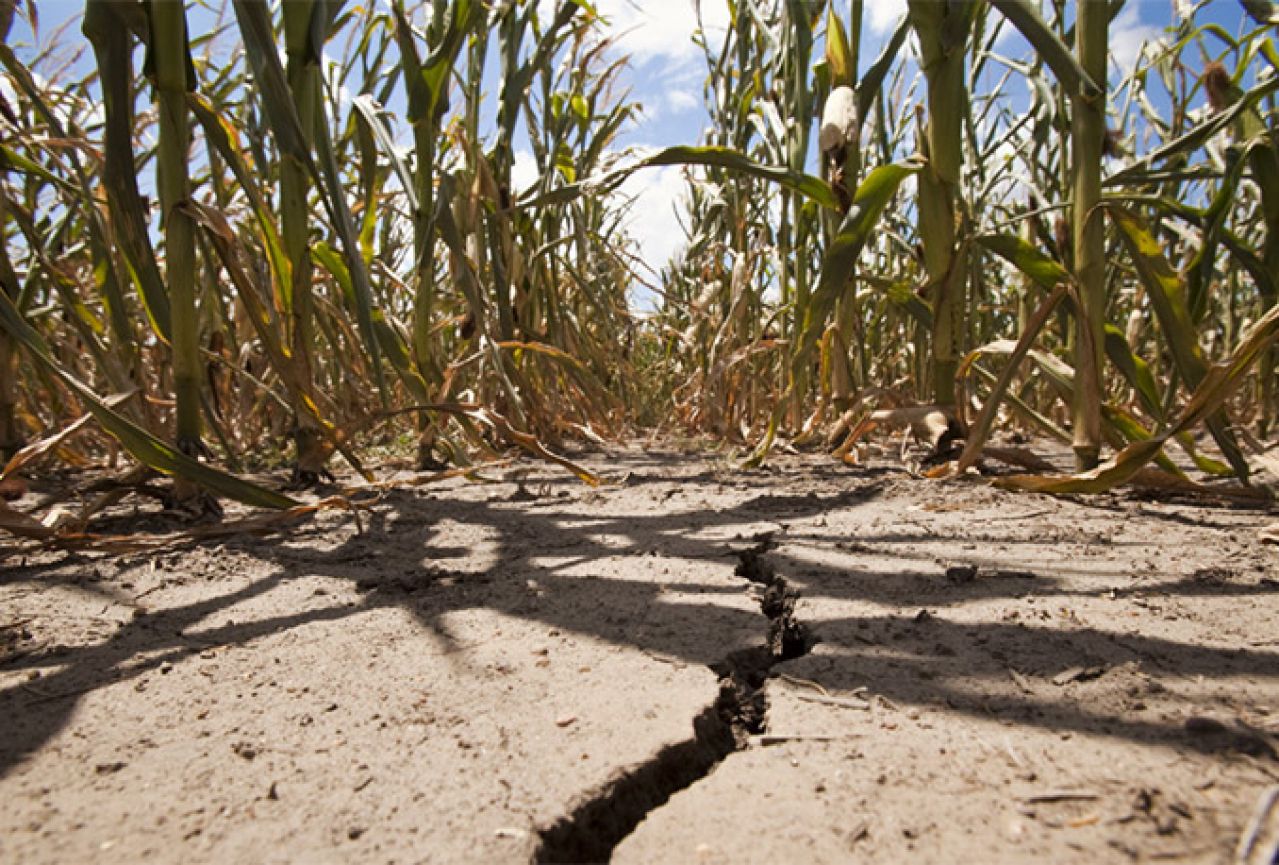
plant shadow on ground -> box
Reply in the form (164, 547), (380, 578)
(2, 448), (1277, 782)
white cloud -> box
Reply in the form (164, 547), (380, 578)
(592, 0), (730, 66)
(512, 148), (540, 195)
(639, 86), (701, 123)
(618, 160), (689, 276)
(667, 87), (701, 114)
(867, 0), (909, 35)
(1110, 3), (1160, 77)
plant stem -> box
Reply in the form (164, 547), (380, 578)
(1070, 0), (1107, 470)
(151, 1), (201, 462)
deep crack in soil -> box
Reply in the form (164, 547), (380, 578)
(531, 539), (813, 864)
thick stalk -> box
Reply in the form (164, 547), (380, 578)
(830, 1), (861, 409)
(1250, 143), (1279, 437)
(150, 2), (201, 465)
(0, 329), (15, 460)
(408, 105), (439, 379)
(84, 0), (172, 342)
(492, 4), (526, 344)
(1070, 0), (1107, 470)
(783, 0), (816, 424)
(908, 0), (973, 408)
(79, 3), (161, 431)
(399, 0), (481, 381)
(282, 0), (327, 481)
(790, 194), (810, 427)
(0, 137), (19, 456)
(409, 111), (442, 468)
(395, 0), (480, 467)
(0, 201), (19, 458)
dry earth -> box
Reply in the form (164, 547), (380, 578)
(2, 442), (1279, 864)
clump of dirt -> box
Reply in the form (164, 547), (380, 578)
(734, 539), (812, 662)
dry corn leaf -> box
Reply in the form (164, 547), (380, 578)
(1, 392), (135, 482)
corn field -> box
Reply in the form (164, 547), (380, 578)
(2, 0), (1278, 534)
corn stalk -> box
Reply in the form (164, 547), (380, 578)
(908, 0), (978, 408)
(148, 0), (208, 507)
(1069, 0), (1106, 470)
(279, 0), (327, 484)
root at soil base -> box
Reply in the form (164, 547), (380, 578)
(532, 541), (812, 864)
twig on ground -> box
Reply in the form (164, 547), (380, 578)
(1235, 785), (1279, 865)
(1008, 667), (1036, 694)
(985, 508), (1056, 522)
(776, 673), (830, 696)
(874, 694), (900, 711)
(640, 649), (687, 668)
(796, 692), (872, 711)
(748, 733), (857, 747)
(1022, 790), (1100, 803)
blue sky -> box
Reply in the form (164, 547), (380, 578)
(6, 0), (1252, 275)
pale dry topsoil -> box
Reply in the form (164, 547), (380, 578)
(2, 442), (1278, 864)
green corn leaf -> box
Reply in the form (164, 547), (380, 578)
(1173, 432), (1234, 477)
(975, 232), (1069, 291)
(351, 94), (418, 212)
(0, 143), (75, 192)
(640, 145), (842, 211)
(0, 288), (297, 509)
(1108, 204), (1250, 475)
(795, 158), (924, 374)
(394, 0), (481, 125)
(187, 93), (292, 299)
(825, 5), (854, 87)
(309, 80), (388, 398)
(1109, 205), (1207, 381)
(883, 279), (933, 328)
(855, 14), (910, 130)
(234, 0), (387, 398)
(1220, 231), (1279, 303)
(1184, 142), (1253, 323)
(1103, 324), (1163, 422)
(1100, 406), (1186, 478)
(62, 16), (172, 342)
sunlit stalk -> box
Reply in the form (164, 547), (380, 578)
(1069, 0), (1107, 470)
(908, 0), (975, 408)
(149, 1), (202, 479)
(281, 0), (327, 483)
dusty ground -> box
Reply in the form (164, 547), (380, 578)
(2, 442), (1278, 864)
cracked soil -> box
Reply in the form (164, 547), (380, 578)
(2, 444), (1278, 864)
